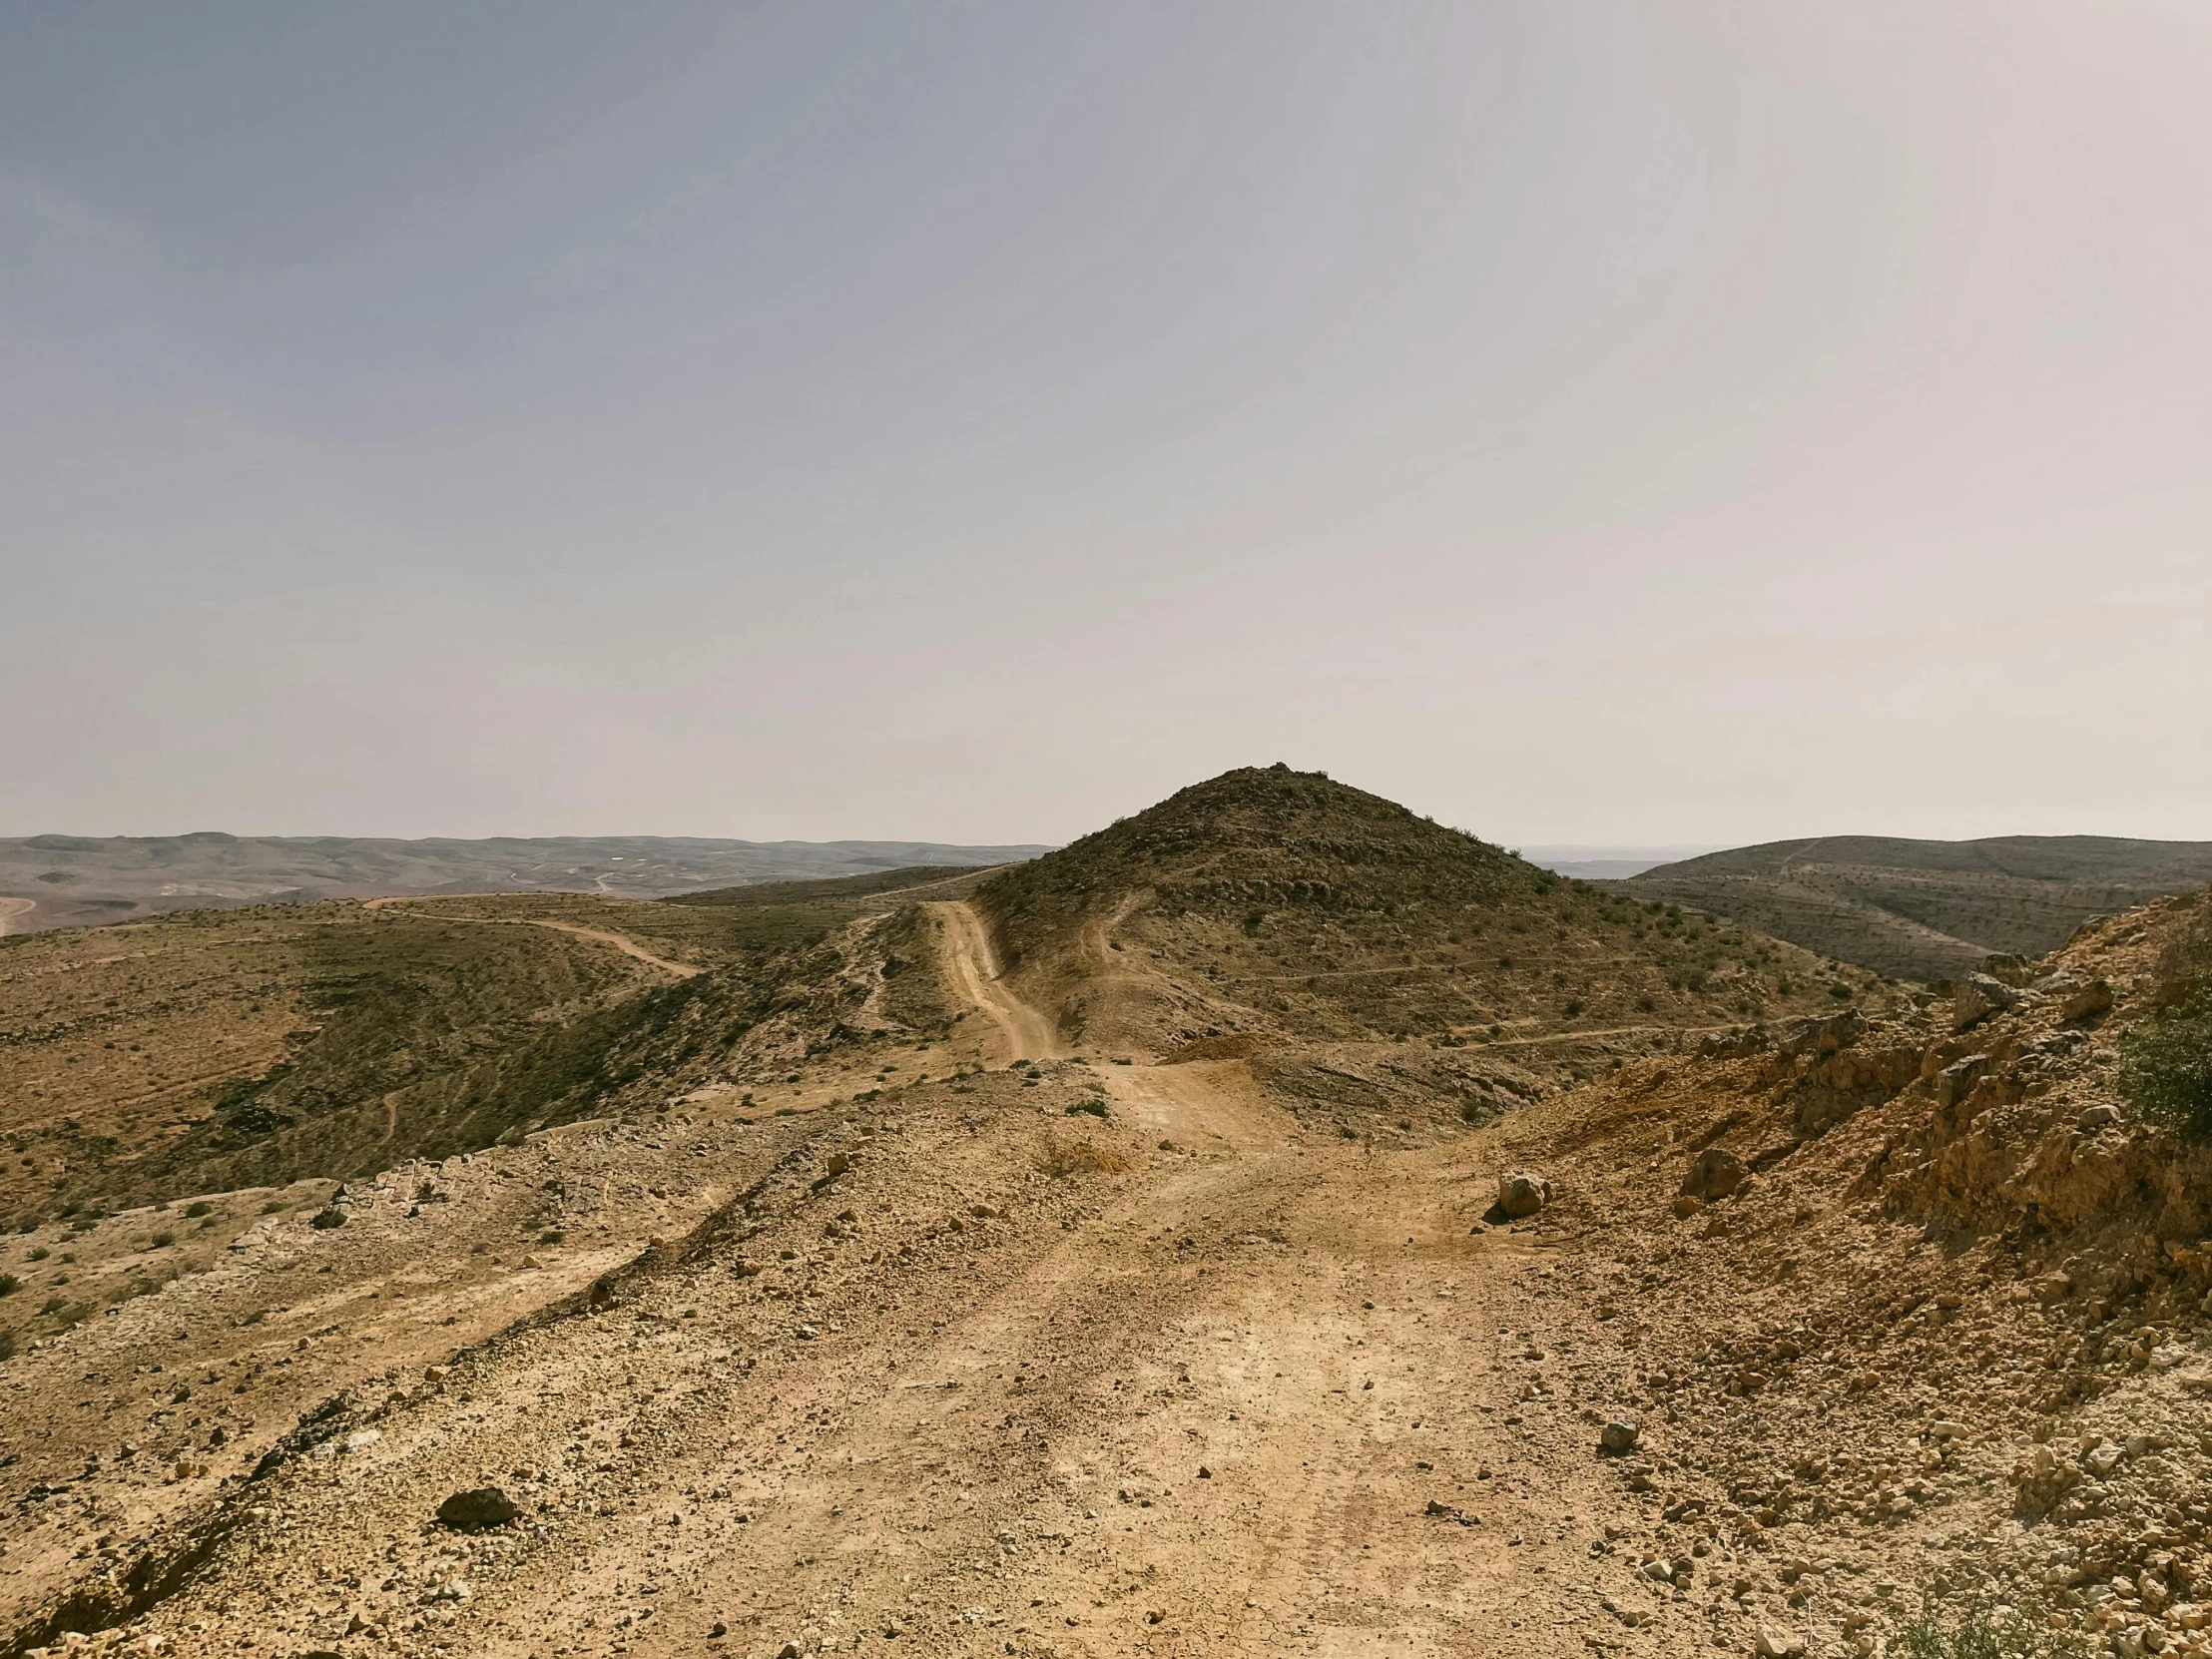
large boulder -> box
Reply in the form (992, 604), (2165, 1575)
(1950, 973), (2020, 1032)
(1934, 1054), (1989, 1110)
(1679, 1147), (1747, 1202)
(1495, 1170), (1551, 1218)
(436, 1487), (521, 1527)
(2061, 979), (2115, 1024)
(1775, 1008), (1866, 1059)
(1698, 1028), (1769, 1060)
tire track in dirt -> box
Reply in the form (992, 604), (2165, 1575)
(99, 908), (1634, 1659)
(933, 900), (1065, 1060)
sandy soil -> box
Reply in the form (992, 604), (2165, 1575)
(0, 896), (34, 936)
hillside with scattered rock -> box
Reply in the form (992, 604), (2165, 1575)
(1474, 883), (2212, 1659)
(0, 867), (995, 1232)
(0, 772), (2205, 1659)
(975, 766), (1863, 1091)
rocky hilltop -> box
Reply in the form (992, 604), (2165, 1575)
(977, 765), (1863, 1089)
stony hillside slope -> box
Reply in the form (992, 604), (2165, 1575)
(0, 774), (2206, 1659)
(1467, 881), (2212, 1659)
(0, 867), (997, 1233)
(1626, 834), (2212, 983)
(975, 766), (1865, 1089)
(0, 900), (676, 1228)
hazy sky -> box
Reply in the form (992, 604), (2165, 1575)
(6, 1), (2208, 845)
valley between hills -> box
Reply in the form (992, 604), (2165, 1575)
(0, 768), (2207, 1659)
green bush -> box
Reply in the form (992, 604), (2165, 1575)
(1892, 1601), (2082, 1659)
(2118, 984), (2212, 1140)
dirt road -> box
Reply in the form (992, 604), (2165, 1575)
(934, 899), (1067, 1060)
(93, 909), (1658, 1659)
(0, 896), (33, 935)
(362, 894), (702, 978)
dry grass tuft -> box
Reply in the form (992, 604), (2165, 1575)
(1036, 1125), (1131, 1179)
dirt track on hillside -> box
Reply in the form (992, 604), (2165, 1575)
(0, 896), (33, 936)
(362, 895), (702, 978)
(933, 900), (1067, 1061)
(22, 894), (2111, 1659)
(37, 902), (1689, 1659)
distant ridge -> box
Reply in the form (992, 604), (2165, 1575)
(1520, 846), (1722, 880)
(0, 832), (1053, 934)
(1623, 833), (2212, 981)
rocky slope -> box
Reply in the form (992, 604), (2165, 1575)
(974, 766), (1868, 1090)
(0, 774), (2206, 1659)
(1473, 884), (2212, 1659)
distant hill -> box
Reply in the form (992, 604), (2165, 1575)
(1520, 846), (1722, 880)
(1623, 833), (2212, 982)
(0, 832), (1052, 934)
(973, 766), (1861, 1083)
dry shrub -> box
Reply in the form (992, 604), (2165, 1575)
(1037, 1125), (1130, 1179)
(2118, 894), (2212, 1143)
(1892, 1601), (2084, 1659)
(2120, 989), (2212, 1142)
